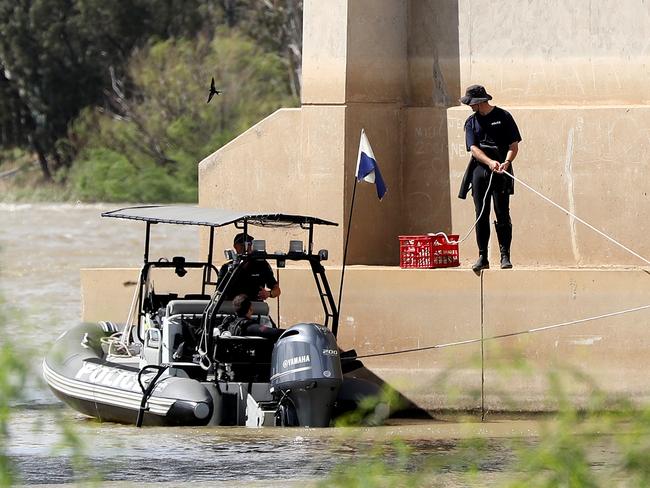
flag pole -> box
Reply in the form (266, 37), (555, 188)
(337, 178), (358, 319)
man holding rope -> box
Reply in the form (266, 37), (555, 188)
(458, 85), (522, 272)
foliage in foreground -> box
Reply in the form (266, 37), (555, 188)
(0, 294), (27, 486)
(0, 294), (93, 486)
(321, 359), (650, 488)
(0, 317), (26, 486)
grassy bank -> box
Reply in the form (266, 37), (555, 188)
(0, 177), (75, 203)
(0, 147), (198, 204)
(0, 151), (75, 203)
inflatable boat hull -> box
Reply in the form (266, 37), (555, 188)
(43, 323), (213, 426)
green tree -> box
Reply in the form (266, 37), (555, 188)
(69, 31), (298, 202)
(212, 0), (303, 97)
(0, 0), (203, 180)
(242, 0), (303, 97)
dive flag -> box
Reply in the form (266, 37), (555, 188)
(355, 129), (387, 200)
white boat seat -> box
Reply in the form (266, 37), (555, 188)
(166, 299), (209, 316)
(166, 299), (270, 317)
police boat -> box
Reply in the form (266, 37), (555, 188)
(43, 205), (377, 427)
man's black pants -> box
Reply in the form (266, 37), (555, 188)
(471, 166), (512, 257)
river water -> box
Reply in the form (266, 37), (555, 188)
(0, 203), (621, 486)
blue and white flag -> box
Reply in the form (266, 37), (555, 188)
(355, 128), (387, 200)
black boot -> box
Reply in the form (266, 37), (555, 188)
(500, 249), (512, 269)
(472, 254), (489, 274)
(495, 220), (513, 269)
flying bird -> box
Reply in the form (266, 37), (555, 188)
(207, 77), (222, 103)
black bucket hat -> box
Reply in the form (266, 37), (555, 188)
(460, 85), (493, 105)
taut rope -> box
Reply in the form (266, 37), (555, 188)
(354, 303), (650, 359)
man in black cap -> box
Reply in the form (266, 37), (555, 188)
(458, 85), (522, 272)
(217, 232), (281, 301)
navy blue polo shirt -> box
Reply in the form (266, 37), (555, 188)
(464, 106), (522, 160)
(218, 258), (278, 300)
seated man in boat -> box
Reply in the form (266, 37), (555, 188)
(217, 232), (281, 301)
(221, 294), (284, 340)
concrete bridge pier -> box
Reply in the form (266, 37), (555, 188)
(81, 1), (650, 412)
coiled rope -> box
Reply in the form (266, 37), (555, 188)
(100, 267), (145, 358)
(430, 171), (495, 246)
(100, 332), (133, 356)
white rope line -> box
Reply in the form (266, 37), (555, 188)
(101, 332), (133, 357)
(119, 267), (144, 353)
(361, 166), (650, 359)
(429, 171), (494, 247)
(356, 303), (650, 359)
(434, 168), (650, 269)
(434, 171), (494, 246)
(503, 171), (650, 266)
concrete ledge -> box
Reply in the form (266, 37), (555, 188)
(81, 265), (650, 411)
(483, 268), (650, 409)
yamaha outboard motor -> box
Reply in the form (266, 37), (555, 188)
(271, 323), (342, 427)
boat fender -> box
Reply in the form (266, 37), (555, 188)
(136, 364), (169, 427)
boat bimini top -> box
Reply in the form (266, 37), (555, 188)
(102, 205), (338, 229)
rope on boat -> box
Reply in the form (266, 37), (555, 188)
(354, 303), (650, 360)
(103, 265), (147, 358)
(118, 270), (143, 354)
(100, 332), (131, 356)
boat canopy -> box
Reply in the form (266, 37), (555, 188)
(102, 205), (338, 228)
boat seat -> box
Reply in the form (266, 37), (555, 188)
(166, 299), (210, 316)
(166, 299), (270, 317)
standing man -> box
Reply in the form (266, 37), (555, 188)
(217, 232), (281, 301)
(458, 85), (522, 272)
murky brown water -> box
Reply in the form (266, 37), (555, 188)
(0, 204), (620, 486)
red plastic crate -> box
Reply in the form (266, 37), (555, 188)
(399, 234), (460, 269)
